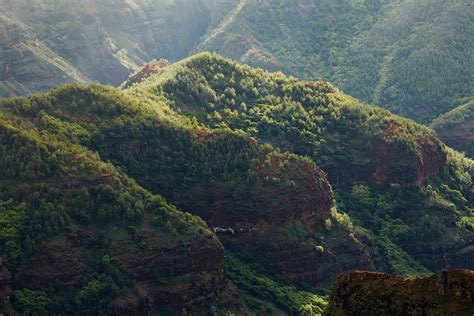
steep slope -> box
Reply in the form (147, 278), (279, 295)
(432, 97), (474, 158)
(129, 53), (474, 277)
(0, 0), (236, 96)
(194, 0), (474, 122)
(0, 13), (88, 97)
(0, 100), (225, 314)
(1, 82), (379, 315)
(2, 0), (472, 124)
(324, 270), (474, 316)
(0, 84), (375, 291)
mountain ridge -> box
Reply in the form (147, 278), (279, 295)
(126, 52), (474, 277)
(0, 52), (472, 315)
(1, 0), (472, 124)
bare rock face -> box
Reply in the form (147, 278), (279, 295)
(324, 270), (474, 316)
(122, 60), (171, 88)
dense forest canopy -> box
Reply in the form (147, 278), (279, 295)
(1, 0), (472, 124)
(130, 52), (474, 276)
(0, 51), (472, 315)
(0, 0), (473, 314)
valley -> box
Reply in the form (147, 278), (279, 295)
(0, 1), (473, 314)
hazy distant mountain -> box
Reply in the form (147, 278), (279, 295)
(195, 0), (474, 123)
(1, 0), (472, 123)
(0, 0), (235, 96)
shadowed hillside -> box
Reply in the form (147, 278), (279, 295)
(129, 53), (474, 277)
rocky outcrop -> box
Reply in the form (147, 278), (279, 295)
(324, 270), (474, 316)
(122, 60), (171, 88)
(372, 132), (446, 186)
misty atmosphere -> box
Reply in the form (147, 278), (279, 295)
(0, 1), (473, 315)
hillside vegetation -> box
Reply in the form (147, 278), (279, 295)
(195, 0), (474, 123)
(130, 53), (474, 277)
(0, 82), (340, 315)
(432, 97), (474, 158)
(1, 0), (472, 124)
(0, 53), (473, 315)
(0, 89), (226, 314)
(0, 0), (236, 96)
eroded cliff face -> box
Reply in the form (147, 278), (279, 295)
(179, 151), (377, 288)
(324, 270), (474, 316)
(180, 153), (334, 231)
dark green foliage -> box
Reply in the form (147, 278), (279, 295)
(0, 82), (335, 314)
(131, 53), (474, 276)
(3, 83), (329, 228)
(432, 97), (474, 158)
(74, 256), (124, 315)
(0, 85), (219, 315)
(0, 200), (27, 266)
(0, 53), (473, 314)
(195, 0), (474, 123)
(12, 289), (53, 316)
(225, 251), (327, 315)
(136, 53), (437, 170)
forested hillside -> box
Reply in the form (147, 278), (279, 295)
(130, 53), (474, 277)
(0, 91), (226, 314)
(0, 82), (351, 315)
(432, 97), (474, 158)
(1, 0), (472, 123)
(0, 52), (472, 315)
(195, 0), (474, 123)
